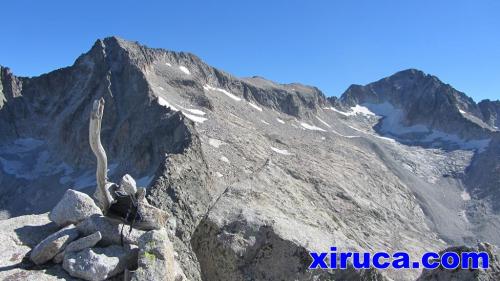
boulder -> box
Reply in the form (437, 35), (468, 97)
(120, 174), (138, 195)
(131, 229), (175, 281)
(49, 189), (102, 227)
(63, 245), (138, 281)
(65, 231), (102, 253)
(30, 225), (79, 265)
(76, 215), (144, 245)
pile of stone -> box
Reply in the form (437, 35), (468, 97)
(29, 174), (176, 281)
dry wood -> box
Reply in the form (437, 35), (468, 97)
(89, 98), (115, 212)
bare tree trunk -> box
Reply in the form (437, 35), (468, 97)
(89, 98), (115, 212)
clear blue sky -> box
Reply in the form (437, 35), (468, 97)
(1, 1), (498, 101)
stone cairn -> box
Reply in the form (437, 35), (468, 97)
(29, 98), (178, 281)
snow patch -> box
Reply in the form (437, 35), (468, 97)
(165, 63), (172, 67)
(276, 118), (285, 124)
(220, 156), (230, 163)
(180, 107), (206, 116)
(363, 102), (490, 151)
(215, 172), (223, 178)
(300, 122), (326, 132)
(315, 116), (331, 128)
(461, 190), (471, 201)
(157, 97), (178, 111)
(179, 66), (191, 75)
(208, 138), (225, 148)
(203, 85), (241, 101)
(270, 147), (292, 155)
(183, 112), (207, 123)
(324, 107), (351, 116)
(248, 102), (263, 111)
(261, 120), (270, 125)
(351, 105), (375, 116)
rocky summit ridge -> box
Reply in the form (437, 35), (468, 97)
(0, 36), (500, 281)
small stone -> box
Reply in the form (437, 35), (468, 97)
(131, 229), (175, 281)
(30, 225), (79, 265)
(134, 202), (169, 231)
(120, 174), (138, 195)
(76, 215), (144, 246)
(65, 231), (102, 253)
(49, 189), (103, 227)
(63, 245), (138, 281)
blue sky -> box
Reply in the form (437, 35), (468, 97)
(1, 1), (498, 101)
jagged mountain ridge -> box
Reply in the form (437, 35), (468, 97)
(0, 36), (499, 281)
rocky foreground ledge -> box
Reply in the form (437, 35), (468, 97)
(0, 179), (185, 281)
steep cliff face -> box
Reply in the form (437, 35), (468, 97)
(479, 99), (500, 129)
(1, 37), (500, 281)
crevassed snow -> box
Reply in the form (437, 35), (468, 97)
(157, 97), (179, 111)
(183, 112), (207, 123)
(270, 146), (292, 155)
(203, 85), (241, 101)
(276, 118), (285, 124)
(208, 138), (225, 148)
(315, 116), (331, 128)
(300, 122), (326, 132)
(248, 102), (263, 111)
(179, 66), (191, 75)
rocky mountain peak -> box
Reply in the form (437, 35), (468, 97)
(338, 69), (496, 141)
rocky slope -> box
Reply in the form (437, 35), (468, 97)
(1, 37), (499, 280)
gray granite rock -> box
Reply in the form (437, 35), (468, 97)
(49, 189), (103, 227)
(76, 215), (144, 245)
(63, 245), (137, 281)
(120, 174), (138, 195)
(65, 231), (102, 253)
(30, 224), (79, 265)
(131, 229), (175, 281)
